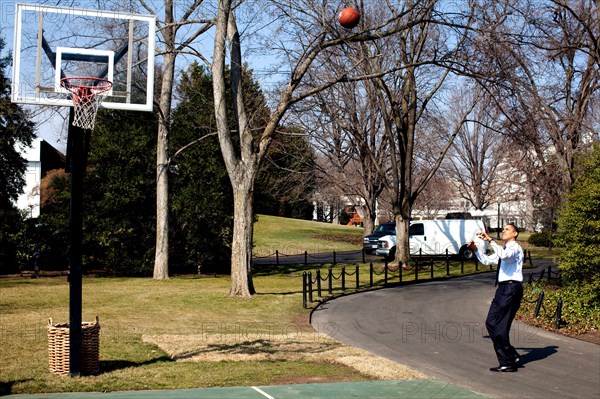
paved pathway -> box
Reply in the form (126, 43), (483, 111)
(311, 260), (600, 399)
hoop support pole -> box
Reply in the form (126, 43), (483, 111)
(68, 108), (85, 377)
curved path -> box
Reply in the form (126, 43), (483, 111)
(311, 264), (600, 399)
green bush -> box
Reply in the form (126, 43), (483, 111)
(522, 278), (600, 334)
(528, 231), (553, 247)
(555, 144), (600, 285)
(558, 278), (600, 332)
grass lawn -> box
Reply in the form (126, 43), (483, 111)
(253, 214), (364, 257)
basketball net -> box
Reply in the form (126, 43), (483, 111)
(60, 77), (112, 130)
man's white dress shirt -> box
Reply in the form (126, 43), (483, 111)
(475, 240), (524, 282)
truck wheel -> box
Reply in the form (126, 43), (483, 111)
(460, 245), (474, 261)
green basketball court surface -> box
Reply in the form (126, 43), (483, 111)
(10, 380), (488, 398)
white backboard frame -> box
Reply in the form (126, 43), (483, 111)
(11, 3), (156, 112)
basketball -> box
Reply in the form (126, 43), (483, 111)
(338, 7), (360, 29)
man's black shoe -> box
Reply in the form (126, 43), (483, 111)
(490, 365), (517, 372)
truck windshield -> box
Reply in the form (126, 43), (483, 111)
(375, 224), (395, 234)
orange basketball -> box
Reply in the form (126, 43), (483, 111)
(338, 7), (360, 29)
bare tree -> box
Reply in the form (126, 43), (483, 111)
(299, 69), (388, 235)
(212, 0), (433, 297)
(133, 0), (215, 279)
(283, 0), (481, 266)
(359, 1), (478, 266)
(471, 0), (600, 222)
(411, 173), (456, 218)
(442, 89), (509, 210)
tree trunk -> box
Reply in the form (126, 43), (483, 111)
(360, 207), (375, 235)
(153, 4), (176, 280)
(229, 178), (256, 298)
(212, 1), (256, 297)
(394, 211), (411, 267)
(154, 126), (169, 280)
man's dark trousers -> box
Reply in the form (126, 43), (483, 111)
(486, 281), (523, 366)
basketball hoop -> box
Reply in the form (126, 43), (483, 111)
(60, 77), (113, 130)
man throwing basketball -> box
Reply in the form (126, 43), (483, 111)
(468, 224), (524, 372)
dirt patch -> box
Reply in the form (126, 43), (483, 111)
(272, 374), (359, 385)
(143, 332), (425, 380)
(574, 330), (600, 345)
(517, 314), (599, 345)
(312, 234), (363, 246)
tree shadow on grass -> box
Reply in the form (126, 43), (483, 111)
(0, 358), (173, 395)
(0, 380), (32, 397)
(99, 354), (173, 374)
(172, 338), (342, 361)
(252, 263), (315, 276)
(253, 290), (304, 296)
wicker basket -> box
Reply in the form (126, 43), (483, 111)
(47, 316), (100, 375)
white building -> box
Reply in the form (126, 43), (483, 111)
(16, 138), (65, 218)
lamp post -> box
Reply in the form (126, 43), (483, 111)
(496, 199), (501, 239)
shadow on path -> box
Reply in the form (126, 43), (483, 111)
(518, 345), (559, 366)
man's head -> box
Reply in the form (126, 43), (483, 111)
(502, 224), (519, 242)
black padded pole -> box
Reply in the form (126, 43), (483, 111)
(67, 108), (86, 377)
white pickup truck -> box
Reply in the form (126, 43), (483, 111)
(375, 219), (488, 261)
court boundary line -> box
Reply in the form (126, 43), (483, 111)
(252, 386), (276, 399)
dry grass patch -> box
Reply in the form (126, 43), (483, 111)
(143, 332), (425, 380)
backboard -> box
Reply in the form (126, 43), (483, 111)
(11, 3), (155, 112)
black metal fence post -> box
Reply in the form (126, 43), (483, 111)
(328, 268), (333, 295)
(556, 300), (563, 329)
(446, 249), (450, 276)
(302, 272), (307, 309)
(369, 263), (373, 287)
(383, 262), (389, 285)
(355, 265), (359, 289)
(430, 259), (434, 279)
(341, 267), (346, 291)
(534, 291), (544, 318)
(415, 260), (419, 281)
(308, 271), (313, 303)
(276, 250), (279, 266)
(460, 258), (464, 274)
(316, 269), (322, 297)
(399, 261), (403, 283)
